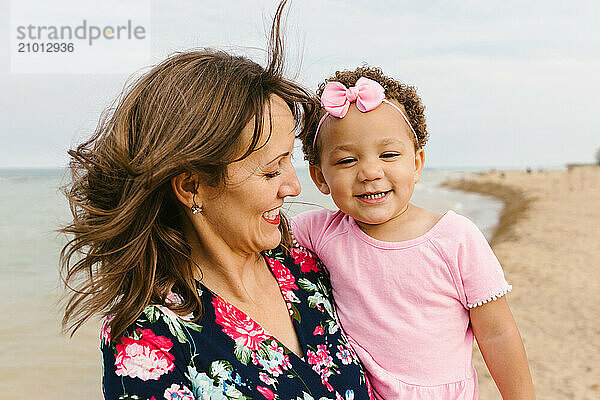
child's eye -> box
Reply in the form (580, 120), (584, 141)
(264, 170), (281, 179)
(335, 158), (356, 165)
(381, 152), (400, 159)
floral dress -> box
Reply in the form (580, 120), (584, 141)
(100, 246), (374, 400)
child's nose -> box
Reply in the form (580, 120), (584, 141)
(357, 159), (384, 182)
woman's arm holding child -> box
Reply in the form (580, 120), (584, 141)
(470, 297), (535, 399)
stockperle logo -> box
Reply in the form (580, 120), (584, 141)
(10, 0), (151, 74)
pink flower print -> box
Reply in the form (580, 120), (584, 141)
(162, 292), (195, 321)
(336, 344), (353, 365)
(365, 374), (374, 399)
(163, 383), (194, 400)
(252, 340), (292, 377)
(266, 257), (299, 302)
(257, 385), (276, 400)
(259, 372), (275, 385)
(213, 296), (270, 351)
(307, 349), (329, 372)
(283, 354), (292, 370)
(316, 344), (334, 368)
(114, 329), (175, 381)
(289, 247), (320, 273)
(313, 326), (324, 336)
(100, 314), (114, 345)
(265, 342), (290, 375)
(266, 362), (283, 376)
(342, 340), (360, 363)
(166, 291), (183, 306)
(322, 376), (335, 392)
(157, 305), (180, 321)
(307, 344), (337, 391)
(268, 341), (283, 354)
(307, 350), (319, 366)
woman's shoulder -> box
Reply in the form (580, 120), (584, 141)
(100, 294), (207, 399)
(100, 294), (203, 371)
(101, 293), (202, 344)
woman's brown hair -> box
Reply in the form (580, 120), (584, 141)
(300, 65), (429, 165)
(58, 0), (314, 340)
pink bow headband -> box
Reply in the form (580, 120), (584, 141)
(313, 77), (418, 147)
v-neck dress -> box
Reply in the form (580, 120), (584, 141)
(100, 245), (374, 400)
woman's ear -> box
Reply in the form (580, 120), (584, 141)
(414, 148), (425, 184)
(171, 172), (202, 211)
(309, 165), (331, 195)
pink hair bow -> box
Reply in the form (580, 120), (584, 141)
(313, 77), (418, 147)
(321, 76), (386, 118)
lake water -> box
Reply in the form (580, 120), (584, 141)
(0, 167), (502, 399)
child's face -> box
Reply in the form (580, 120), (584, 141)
(310, 101), (424, 227)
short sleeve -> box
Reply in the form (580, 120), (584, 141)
(100, 309), (196, 400)
(290, 209), (331, 253)
(444, 214), (512, 309)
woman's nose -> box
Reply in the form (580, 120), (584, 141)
(357, 159), (384, 182)
(279, 164), (301, 198)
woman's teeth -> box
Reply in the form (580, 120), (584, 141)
(263, 208), (280, 220)
(359, 192), (388, 199)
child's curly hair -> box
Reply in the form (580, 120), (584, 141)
(300, 65), (428, 165)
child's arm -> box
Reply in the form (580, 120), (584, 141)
(470, 297), (535, 399)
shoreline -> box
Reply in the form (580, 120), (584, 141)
(442, 176), (534, 247)
(2, 167), (596, 399)
(442, 165), (600, 399)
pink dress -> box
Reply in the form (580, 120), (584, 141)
(291, 210), (511, 400)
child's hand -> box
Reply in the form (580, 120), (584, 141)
(470, 296), (535, 399)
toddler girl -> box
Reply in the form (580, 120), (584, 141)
(291, 67), (535, 399)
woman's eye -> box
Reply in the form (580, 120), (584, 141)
(264, 170), (281, 179)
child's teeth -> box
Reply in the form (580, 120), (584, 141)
(363, 192), (386, 199)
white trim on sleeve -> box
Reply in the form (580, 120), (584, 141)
(467, 285), (513, 308)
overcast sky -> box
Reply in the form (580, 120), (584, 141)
(1, 0), (599, 169)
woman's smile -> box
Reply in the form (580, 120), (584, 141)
(262, 206), (282, 225)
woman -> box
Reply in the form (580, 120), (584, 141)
(59, 2), (373, 399)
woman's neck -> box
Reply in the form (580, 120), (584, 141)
(197, 256), (269, 305)
(182, 221), (269, 302)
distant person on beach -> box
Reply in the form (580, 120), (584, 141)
(58, 2), (374, 399)
(292, 67), (535, 399)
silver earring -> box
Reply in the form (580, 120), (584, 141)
(191, 192), (202, 215)
(191, 204), (202, 215)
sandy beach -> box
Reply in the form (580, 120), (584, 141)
(1, 168), (499, 400)
(444, 165), (600, 400)
(2, 166), (598, 399)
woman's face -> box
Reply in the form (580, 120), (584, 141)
(200, 95), (301, 254)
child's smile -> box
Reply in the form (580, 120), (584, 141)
(310, 101), (424, 232)
(355, 190), (392, 203)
